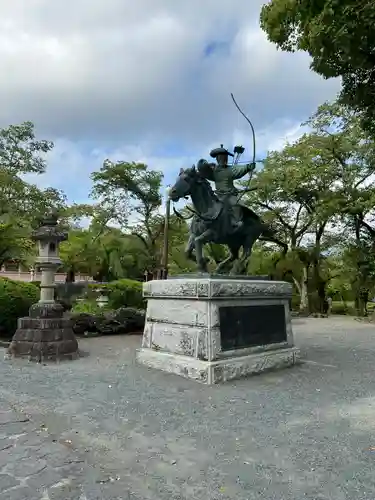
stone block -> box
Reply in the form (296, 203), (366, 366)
(136, 276), (300, 384)
(8, 306), (79, 361)
(17, 317), (72, 330)
(28, 302), (65, 319)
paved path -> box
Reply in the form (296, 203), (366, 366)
(1, 317), (375, 499)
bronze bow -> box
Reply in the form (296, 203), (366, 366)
(230, 92), (257, 199)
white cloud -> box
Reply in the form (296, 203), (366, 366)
(0, 0), (340, 202)
(25, 118), (307, 210)
(25, 138), (198, 204)
(0, 1), (339, 137)
(261, 121), (306, 153)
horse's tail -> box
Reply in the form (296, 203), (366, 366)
(259, 229), (288, 256)
(242, 206), (262, 223)
(260, 225), (276, 239)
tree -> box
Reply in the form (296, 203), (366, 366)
(0, 222), (35, 268)
(247, 131), (339, 312)
(0, 121), (65, 220)
(246, 99), (375, 312)
(259, 0), (375, 133)
(91, 161), (165, 273)
(60, 224), (159, 282)
(59, 229), (94, 281)
(0, 121), (53, 174)
(250, 99), (375, 314)
(89, 230), (151, 282)
(0, 121), (68, 266)
(58, 203), (115, 281)
(303, 101), (375, 314)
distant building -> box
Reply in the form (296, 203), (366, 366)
(0, 260), (91, 283)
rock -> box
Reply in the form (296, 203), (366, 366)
(95, 317), (123, 335)
(69, 308), (145, 336)
(105, 307), (145, 333)
(70, 313), (98, 335)
(55, 298), (73, 312)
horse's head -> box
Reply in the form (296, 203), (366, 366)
(169, 166), (198, 202)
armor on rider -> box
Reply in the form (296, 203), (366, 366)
(197, 145), (255, 233)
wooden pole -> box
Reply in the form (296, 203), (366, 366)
(158, 194), (171, 280)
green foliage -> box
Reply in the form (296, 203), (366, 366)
(331, 301), (356, 316)
(91, 161), (164, 271)
(0, 121), (65, 221)
(54, 282), (89, 306)
(291, 294), (300, 311)
(89, 279), (144, 310)
(0, 121), (67, 269)
(72, 300), (107, 315)
(0, 121), (53, 175)
(60, 227), (151, 281)
(243, 99), (375, 315)
(59, 229), (96, 279)
(0, 221), (35, 267)
(91, 160), (162, 217)
(260, 0), (375, 134)
(107, 279), (144, 309)
(0, 278), (39, 338)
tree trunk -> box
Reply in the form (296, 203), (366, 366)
(353, 216), (367, 316)
(65, 269), (75, 282)
(312, 224), (326, 314)
(317, 280), (327, 314)
(354, 293), (365, 316)
(299, 265), (309, 314)
(355, 288), (368, 317)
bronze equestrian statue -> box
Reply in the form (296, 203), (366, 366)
(169, 145), (287, 274)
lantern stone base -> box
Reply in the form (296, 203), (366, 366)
(136, 275), (301, 384)
(8, 302), (79, 362)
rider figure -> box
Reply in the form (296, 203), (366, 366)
(197, 145), (255, 233)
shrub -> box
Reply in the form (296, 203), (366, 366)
(0, 278), (39, 338)
(33, 280), (90, 304)
(291, 294), (300, 311)
(72, 299), (107, 315)
(108, 279), (144, 309)
(55, 281), (89, 301)
(88, 279), (144, 310)
(331, 301), (356, 316)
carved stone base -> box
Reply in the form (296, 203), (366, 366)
(136, 276), (301, 384)
(137, 346), (300, 384)
(8, 302), (79, 362)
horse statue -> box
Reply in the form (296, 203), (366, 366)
(168, 165), (288, 274)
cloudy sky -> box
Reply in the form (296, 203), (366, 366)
(0, 0), (340, 204)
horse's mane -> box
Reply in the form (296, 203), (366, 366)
(198, 175), (217, 199)
(185, 167), (218, 201)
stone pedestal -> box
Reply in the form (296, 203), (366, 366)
(136, 276), (300, 384)
(8, 302), (79, 361)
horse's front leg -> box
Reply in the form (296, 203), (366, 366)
(195, 229), (213, 273)
(184, 233), (196, 262)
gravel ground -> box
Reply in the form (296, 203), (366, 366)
(0, 317), (375, 499)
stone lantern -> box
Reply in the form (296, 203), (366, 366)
(8, 212), (79, 361)
(95, 286), (109, 308)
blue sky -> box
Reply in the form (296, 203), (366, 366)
(0, 0), (340, 207)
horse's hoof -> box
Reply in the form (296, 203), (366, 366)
(198, 267), (208, 273)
